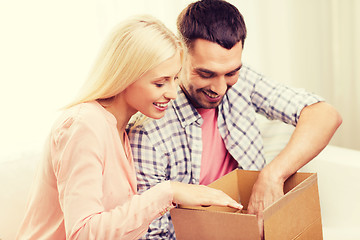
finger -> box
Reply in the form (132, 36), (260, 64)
(220, 195), (243, 210)
(201, 204), (211, 207)
(209, 200), (242, 210)
(247, 201), (255, 214)
(258, 215), (264, 240)
(227, 202), (243, 210)
(247, 194), (257, 214)
(201, 196), (242, 210)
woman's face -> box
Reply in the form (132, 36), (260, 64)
(122, 51), (182, 119)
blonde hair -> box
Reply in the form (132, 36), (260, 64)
(67, 15), (183, 108)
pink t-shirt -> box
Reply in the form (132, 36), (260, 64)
(198, 108), (238, 185)
(16, 101), (173, 240)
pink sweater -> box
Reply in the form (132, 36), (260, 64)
(16, 101), (173, 240)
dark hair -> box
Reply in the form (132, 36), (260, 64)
(177, 0), (247, 50)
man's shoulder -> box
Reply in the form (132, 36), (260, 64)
(236, 64), (264, 86)
(240, 64), (263, 77)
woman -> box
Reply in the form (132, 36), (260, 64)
(16, 15), (242, 240)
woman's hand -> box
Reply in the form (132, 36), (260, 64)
(170, 181), (243, 210)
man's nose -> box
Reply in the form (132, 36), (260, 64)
(210, 76), (227, 95)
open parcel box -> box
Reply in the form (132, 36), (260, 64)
(170, 169), (323, 240)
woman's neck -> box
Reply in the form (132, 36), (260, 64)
(97, 95), (135, 137)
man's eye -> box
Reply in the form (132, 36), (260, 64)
(199, 73), (213, 79)
(226, 71), (240, 78)
(155, 83), (164, 87)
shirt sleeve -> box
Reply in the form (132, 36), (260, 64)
(129, 126), (174, 239)
(51, 116), (174, 240)
(243, 67), (324, 126)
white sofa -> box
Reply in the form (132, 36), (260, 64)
(301, 145), (360, 240)
(1, 118), (359, 240)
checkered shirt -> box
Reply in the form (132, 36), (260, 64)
(128, 65), (323, 239)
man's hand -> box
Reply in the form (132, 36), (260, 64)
(247, 102), (341, 239)
(247, 169), (285, 240)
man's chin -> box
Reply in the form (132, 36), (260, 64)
(203, 97), (223, 108)
(189, 95), (222, 108)
(199, 101), (221, 109)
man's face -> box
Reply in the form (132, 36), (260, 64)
(180, 39), (243, 109)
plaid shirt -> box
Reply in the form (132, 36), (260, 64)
(128, 65), (323, 239)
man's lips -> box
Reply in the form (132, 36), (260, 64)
(202, 90), (222, 102)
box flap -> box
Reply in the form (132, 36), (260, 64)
(235, 170), (261, 210)
(283, 172), (313, 194)
(188, 169), (260, 212)
(263, 173), (322, 240)
(171, 208), (260, 240)
(293, 217), (323, 240)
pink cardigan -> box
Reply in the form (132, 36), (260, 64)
(16, 101), (173, 240)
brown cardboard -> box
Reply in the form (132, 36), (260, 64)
(170, 169), (323, 240)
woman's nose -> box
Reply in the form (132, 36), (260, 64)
(164, 80), (178, 100)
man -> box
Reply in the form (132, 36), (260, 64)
(129, 0), (342, 239)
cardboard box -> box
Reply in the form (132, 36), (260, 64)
(170, 169), (323, 240)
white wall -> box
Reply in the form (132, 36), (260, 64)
(242, 0), (360, 151)
(1, 0), (359, 164)
(0, 0), (101, 159)
(0, 0), (188, 161)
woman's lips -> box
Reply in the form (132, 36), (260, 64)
(153, 102), (168, 111)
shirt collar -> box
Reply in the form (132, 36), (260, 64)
(172, 87), (203, 128)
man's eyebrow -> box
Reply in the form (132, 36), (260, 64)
(194, 68), (215, 75)
(194, 64), (242, 75)
(228, 64), (242, 74)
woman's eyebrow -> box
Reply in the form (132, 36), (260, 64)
(154, 67), (183, 81)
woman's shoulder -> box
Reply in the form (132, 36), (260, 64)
(52, 101), (114, 135)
